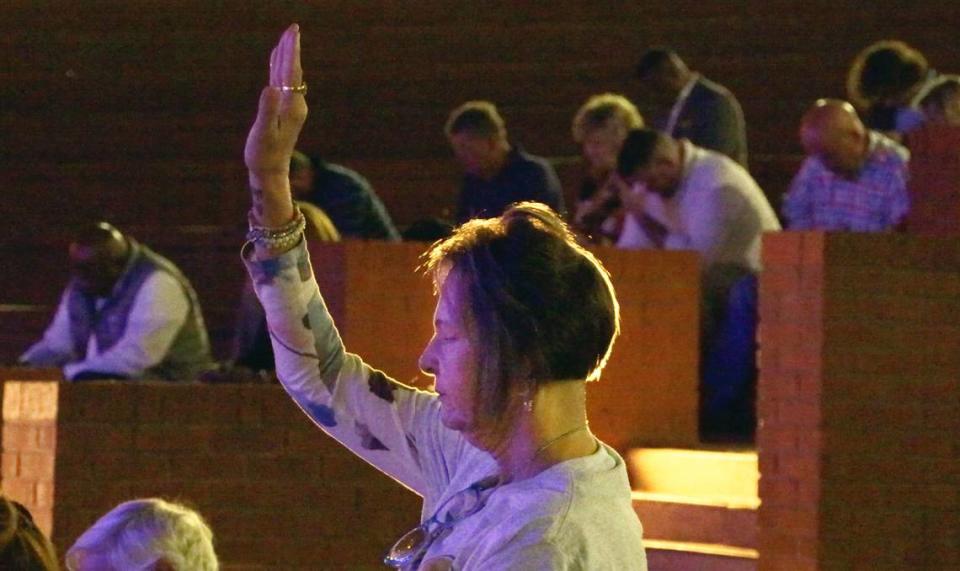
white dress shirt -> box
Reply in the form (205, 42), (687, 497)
(664, 73), (700, 135)
(617, 140), (780, 271)
(21, 271), (189, 380)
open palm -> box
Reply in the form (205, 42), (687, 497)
(244, 24), (308, 177)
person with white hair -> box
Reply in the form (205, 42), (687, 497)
(65, 498), (217, 571)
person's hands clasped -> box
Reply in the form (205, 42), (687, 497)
(244, 24), (308, 229)
(614, 175), (648, 218)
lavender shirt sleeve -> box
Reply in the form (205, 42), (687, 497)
(244, 239), (464, 497)
(19, 289), (75, 366)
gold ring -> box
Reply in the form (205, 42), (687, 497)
(279, 83), (308, 94)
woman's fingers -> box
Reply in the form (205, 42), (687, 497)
(274, 24), (301, 88)
(290, 25), (303, 87)
(280, 91), (308, 132)
(244, 24), (306, 176)
(257, 86), (281, 129)
(274, 24), (305, 129)
(270, 45), (280, 87)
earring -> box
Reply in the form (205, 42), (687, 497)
(523, 396), (534, 413)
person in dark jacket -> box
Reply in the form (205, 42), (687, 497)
(289, 150), (400, 241)
(636, 48), (748, 167)
(446, 100), (565, 223)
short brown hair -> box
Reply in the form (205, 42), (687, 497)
(423, 202), (620, 419)
(444, 100), (507, 140)
(617, 128), (664, 178)
(572, 93), (644, 143)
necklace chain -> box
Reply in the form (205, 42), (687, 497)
(532, 423), (589, 460)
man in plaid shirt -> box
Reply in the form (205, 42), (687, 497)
(782, 99), (910, 231)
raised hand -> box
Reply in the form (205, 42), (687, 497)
(244, 24), (308, 228)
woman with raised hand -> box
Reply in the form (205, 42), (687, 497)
(243, 25), (647, 570)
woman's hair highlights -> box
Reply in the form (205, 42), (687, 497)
(424, 202), (620, 420)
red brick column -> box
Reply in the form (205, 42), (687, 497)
(758, 232), (960, 569)
(757, 232), (824, 570)
(1, 381), (59, 535)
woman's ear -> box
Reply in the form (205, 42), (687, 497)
(515, 373), (538, 414)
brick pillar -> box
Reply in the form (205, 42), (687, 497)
(757, 232), (824, 570)
(1, 381), (59, 535)
(758, 232), (960, 569)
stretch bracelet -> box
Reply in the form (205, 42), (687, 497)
(246, 206), (306, 250)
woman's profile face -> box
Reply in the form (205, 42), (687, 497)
(582, 122), (625, 173)
(418, 269), (481, 433)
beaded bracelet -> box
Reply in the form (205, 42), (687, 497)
(246, 205), (306, 250)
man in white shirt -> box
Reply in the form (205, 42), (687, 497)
(20, 222), (211, 380)
(614, 129), (779, 270)
(616, 128), (780, 440)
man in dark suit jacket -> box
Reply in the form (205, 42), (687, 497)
(636, 48), (748, 167)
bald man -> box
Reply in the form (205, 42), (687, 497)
(782, 99), (910, 231)
(20, 223), (212, 380)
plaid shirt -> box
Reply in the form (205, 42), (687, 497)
(783, 132), (910, 231)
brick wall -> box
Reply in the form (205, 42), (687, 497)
(311, 240), (701, 449)
(593, 246), (700, 449)
(756, 232), (824, 570)
(2, 380), (422, 571)
(757, 232), (960, 569)
(311, 241), (436, 389)
(2, 2), (958, 234)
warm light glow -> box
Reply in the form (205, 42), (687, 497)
(627, 448), (759, 502)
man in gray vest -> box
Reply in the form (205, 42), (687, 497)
(20, 222), (212, 380)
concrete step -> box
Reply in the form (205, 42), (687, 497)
(645, 539), (758, 571)
(626, 447), (759, 500)
(634, 491), (758, 549)
(628, 447), (760, 568)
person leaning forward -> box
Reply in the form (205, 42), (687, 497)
(446, 100), (566, 224)
(19, 222), (212, 381)
(242, 25), (646, 570)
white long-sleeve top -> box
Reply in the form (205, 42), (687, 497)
(20, 271), (189, 380)
(245, 239), (647, 570)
